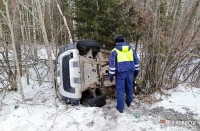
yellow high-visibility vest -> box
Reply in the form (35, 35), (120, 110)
(112, 46), (133, 63)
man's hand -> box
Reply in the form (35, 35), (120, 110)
(109, 75), (114, 83)
(134, 70), (139, 78)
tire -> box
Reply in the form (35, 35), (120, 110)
(80, 89), (94, 105)
(80, 89), (106, 107)
(82, 96), (106, 107)
(76, 40), (100, 57)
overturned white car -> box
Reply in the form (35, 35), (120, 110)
(55, 40), (115, 107)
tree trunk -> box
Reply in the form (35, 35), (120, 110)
(32, 0), (38, 62)
(11, 0), (22, 76)
(56, 1), (73, 43)
(36, 0), (57, 99)
(3, 0), (25, 101)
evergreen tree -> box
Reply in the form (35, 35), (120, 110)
(74, 0), (145, 48)
(74, 0), (125, 47)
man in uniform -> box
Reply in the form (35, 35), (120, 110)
(109, 35), (140, 113)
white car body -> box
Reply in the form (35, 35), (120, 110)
(55, 42), (114, 105)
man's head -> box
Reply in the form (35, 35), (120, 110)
(114, 35), (125, 43)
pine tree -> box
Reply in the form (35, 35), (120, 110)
(74, 0), (145, 48)
(74, 0), (125, 47)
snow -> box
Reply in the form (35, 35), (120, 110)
(37, 47), (56, 60)
(1, 78), (199, 131)
(152, 84), (200, 118)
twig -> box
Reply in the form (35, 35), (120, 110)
(0, 88), (4, 93)
(29, 78), (52, 83)
(17, 100), (79, 125)
(26, 105), (31, 115)
(33, 65), (42, 85)
(66, 106), (76, 113)
(54, 97), (58, 107)
(0, 89), (6, 110)
(190, 86), (196, 98)
(31, 91), (42, 100)
(18, 100), (60, 110)
(49, 108), (59, 130)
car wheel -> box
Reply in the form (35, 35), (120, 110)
(82, 96), (106, 107)
(76, 40), (100, 57)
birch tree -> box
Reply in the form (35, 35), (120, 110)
(35, 0), (57, 98)
(11, 0), (22, 76)
(56, 1), (73, 43)
(2, 0), (25, 101)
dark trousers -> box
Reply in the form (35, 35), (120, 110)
(116, 72), (133, 112)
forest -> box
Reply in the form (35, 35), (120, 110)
(0, 0), (200, 130)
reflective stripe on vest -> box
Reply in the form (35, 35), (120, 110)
(112, 46), (133, 62)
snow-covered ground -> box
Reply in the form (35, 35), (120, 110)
(152, 84), (200, 117)
(0, 77), (199, 131)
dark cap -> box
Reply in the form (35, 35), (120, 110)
(114, 35), (125, 42)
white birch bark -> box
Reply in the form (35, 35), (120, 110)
(36, 0), (57, 99)
(32, 0), (38, 62)
(3, 0), (25, 101)
(56, 1), (73, 43)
